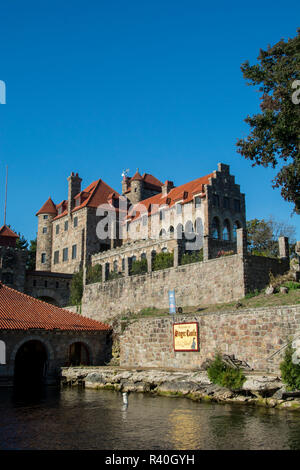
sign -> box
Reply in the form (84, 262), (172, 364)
(168, 289), (176, 314)
(173, 322), (199, 352)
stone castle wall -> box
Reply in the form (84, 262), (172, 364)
(120, 305), (300, 373)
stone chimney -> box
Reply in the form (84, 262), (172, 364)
(67, 172), (82, 215)
(162, 180), (174, 196)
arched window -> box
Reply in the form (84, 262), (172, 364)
(233, 220), (241, 240)
(223, 219), (231, 241)
(211, 217), (221, 239)
(113, 260), (118, 272)
(0, 340), (5, 365)
(141, 252), (147, 260)
(194, 218), (203, 236)
(176, 224), (184, 240)
(162, 247), (168, 253)
(159, 229), (166, 238)
(168, 226), (174, 237)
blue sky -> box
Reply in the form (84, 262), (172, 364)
(0, 0), (299, 242)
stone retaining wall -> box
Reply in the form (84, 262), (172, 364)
(120, 305), (300, 373)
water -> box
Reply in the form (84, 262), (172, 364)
(0, 386), (300, 450)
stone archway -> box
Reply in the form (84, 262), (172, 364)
(14, 340), (48, 386)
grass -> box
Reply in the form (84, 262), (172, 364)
(120, 288), (300, 321)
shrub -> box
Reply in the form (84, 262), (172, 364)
(86, 264), (102, 284)
(69, 269), (83, 306)
(180, 249), (203, 265)
(207, 352), (246, 391)
(280, 343), (300, 391)
(244, 289), (260, 299)
(152, 252), (174, 271)
(282, 281), (300, 290)
(130, 258), (148, 275)
(107, 271), (123, 281)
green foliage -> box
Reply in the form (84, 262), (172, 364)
(244, 289), (260, 299)
(207, 352), (246, 391)
(139, 307), (159, 316)
(236, 29), (300, 212)
(107, 271), (123, 281)
(280, 343), (300, 391)
(130, 258), (148, 275)
(282, 281), (300, 290)
(86, 264), (102, 284)
(247, 217), (296, 257)
(180, 249), (203, 265)
(69, 269), (83, 306)
(26, 238), (37, 271)
(152, 252), (174, 271)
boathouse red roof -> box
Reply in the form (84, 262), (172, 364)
(0, 283), (111, 332)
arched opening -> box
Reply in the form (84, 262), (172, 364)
(168, 226), (174, 237)
(68, 342), (90, 366)
(211, 217), (221, 239)
(159, 228), (166, 238)
(223, 219), (231, 241)
(233, 220), (241, 240)
(176, 223), (184, 240)
(14, 340), (48, 385)
(0, 340), (6, 364)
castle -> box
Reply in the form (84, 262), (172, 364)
(35, 162), (247, 277)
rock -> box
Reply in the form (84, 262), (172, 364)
(243, 375), (282, 395)
(280, 286), (288, 294)
(265, 285), (275, 295)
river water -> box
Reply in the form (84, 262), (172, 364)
(0, 386), (300, 450)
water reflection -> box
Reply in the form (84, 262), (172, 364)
(0, 387), (300, 450)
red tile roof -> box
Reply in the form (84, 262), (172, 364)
(0, 225), (19, 239)
(52, 179), (121, 220)
(124, 172), (163, 194)
(0, 283), (111, 331)
(36, 197), (57, 216)
(127, 172), (214, 222)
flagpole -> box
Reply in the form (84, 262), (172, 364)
(4, 165), (7, 226)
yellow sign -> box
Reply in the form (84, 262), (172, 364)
(173, 322), (199, 351)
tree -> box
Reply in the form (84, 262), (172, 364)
(237, 29), (300, 213)
(26, 238), (37, 271)
(247, 216), (296, 257)
(69, 269), (83, 306)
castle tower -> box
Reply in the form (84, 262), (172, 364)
(35, 197), (57, 271)
(67, 172), (82, 215)
(128, 170), (143, 204)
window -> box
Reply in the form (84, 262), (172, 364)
(160, 210), (165, 221)
(75, 198), (80, 207)
(212, 217), (220, 239)
(43, 215), (48, 220)
(63, 248), (68, 262)
(44, 280), (48, 288)
(33, 280), (36, 287)
(64, 220), (68, 231)
(223, 197), (230, 209)
(234, 199), (241, 212)
(194, 196), (201, 208)
(113, 260), (118, 272)
(142, 216), (147, 226)
(56, 225), (60, 235)
(0, 340), (6, 365)
(56, 282), (59, 288)
(42, 227), (47, 234)
(72, 245), (77, 260)
(233, 221), (241, 240)
(213, 194), (220, 207)
(141, 253), (147, 260)
(41, 253), (46, 264)
(74, 217), (78, 228)
(176, 204), (182, 215)
(54, 251), (59, 264)
(223, 219), (231, 241)
(122, 258), (125, 271)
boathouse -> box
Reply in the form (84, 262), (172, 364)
(0, 282), (111, 386)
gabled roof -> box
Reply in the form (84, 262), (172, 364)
(36, 197), (57, 216)
(0, 225), (19, 239)
(53, 179), (121, 220)
(0, 282), (111, 331)
(127, 172), (214, 222)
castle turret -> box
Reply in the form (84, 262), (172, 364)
(35, 197), (57, 271)
(128, 170), (143, 204)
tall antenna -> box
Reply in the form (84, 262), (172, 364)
(4, 165), (7, 226)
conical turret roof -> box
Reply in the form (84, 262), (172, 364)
(36, 197), (57, 216)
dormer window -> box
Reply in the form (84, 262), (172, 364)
(75, 198), (81, 207)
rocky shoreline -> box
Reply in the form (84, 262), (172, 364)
(60, 366), (300, 411)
